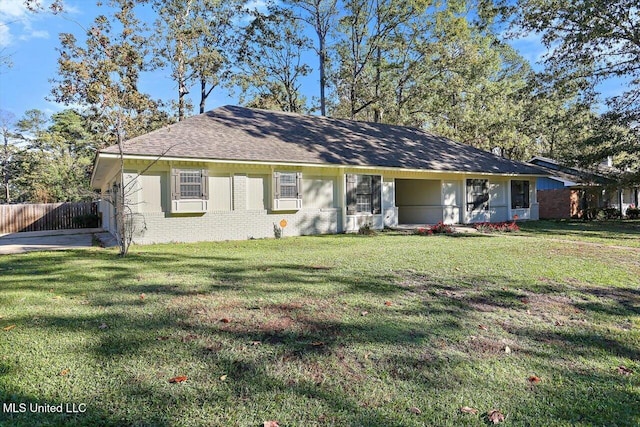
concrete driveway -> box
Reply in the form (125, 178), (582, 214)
(0, 228), (104, 255)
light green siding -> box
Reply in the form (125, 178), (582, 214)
(302, 176), (335, 209)
(247, 175), (267, 210)
(139, 172), (166, 213)
(209, 175), (232, 211)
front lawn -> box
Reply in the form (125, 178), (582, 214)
(518, 219), (640, 248)
(1, 229), (639, 426)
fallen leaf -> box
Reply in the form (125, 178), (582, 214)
(384, 301), (392, 306)
(219, 374), (227, 381)
(521, 298), (529, 304)
(60, 369), (70, 376)
(220, 318), (231, 323)
(478, 324), (488, 330)
(168, 376), (187, 383)
(487, 409), (505, 424)
(361, 311), (369, 316)
(263, 421), (279, 427)
(311, 341), (324, 347)
(504, 346), (511, 354)
(528, 375), (541, 384)
(3, 325), (16, 331)
(98, 323), (108, 329)
(617, 365), (633, 376)
(460, 406), (479, 415)
(409, 407), (421, 415)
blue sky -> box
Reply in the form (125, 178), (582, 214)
(0, 0), (627, 123)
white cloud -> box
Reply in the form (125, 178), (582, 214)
(0, 23), (11, 47)
(19, 28), (49, 41)
(0, 0), (58, 48)
(0, 0), (29, 19)
(245, 0), (269, 12)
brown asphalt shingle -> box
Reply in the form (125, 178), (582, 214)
(101, 105), (545, 175)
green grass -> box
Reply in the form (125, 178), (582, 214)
(1, 224), (639, 426)
(519, 219), (640, 248)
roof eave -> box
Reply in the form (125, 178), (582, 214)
(96, 152), (546, 177)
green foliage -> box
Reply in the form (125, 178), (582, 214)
(50, 0), (169, 147)
(236, 3), (312, 113)
(357, 222), (377, 235)
(626, 207), (639, 220)
(515, 0), (640, 171)
(152, 0), (241, 118)
(1, 231), (638, 425)
(4, 109), (97, 203)
(567, 112), (640, 186)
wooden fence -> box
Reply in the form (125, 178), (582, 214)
(0, 202), (100, 234)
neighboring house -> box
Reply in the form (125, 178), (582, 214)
(90, 106), (545, 244)
(530, 156), (639, 219)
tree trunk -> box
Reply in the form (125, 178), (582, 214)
(177, 38), (188, 121)
(2, 131), (9, 203)
(318, 29), (326, 116)
(200, 79), (206, 114)
(373, 45), (381, 123)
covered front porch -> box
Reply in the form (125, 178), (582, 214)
(393, 176), (538, 225)
(395, 178), (462, 225)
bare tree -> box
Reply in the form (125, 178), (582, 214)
(285, 0), (338, 116)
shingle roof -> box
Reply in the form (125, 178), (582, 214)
(101, 105), (545, 175)
(528, 157), (613, 185)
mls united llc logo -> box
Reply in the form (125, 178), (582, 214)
(3, 402), (87, 414)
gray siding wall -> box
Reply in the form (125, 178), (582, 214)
(129, 168), (339, 244)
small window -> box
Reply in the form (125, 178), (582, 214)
(171, 168), (209, 200)
(180, 170), (203, 199)
(511, 180), (530, 209)
(273, 172), (301, 199)
(347, 174), (381, 214)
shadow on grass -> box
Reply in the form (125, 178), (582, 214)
(1, 247), (639, 426)
(519, 219), (640, 243)
(0, 393), (136, 427)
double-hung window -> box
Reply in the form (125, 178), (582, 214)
(511, 180), (530, 209)
(179, 170), (204, 199)
(272, 172), (302, 210)
(170, 168), (209, 213)
(466, 179), (489, 212)
(171, 169), (209, 200)
(346, 174), (381, 214)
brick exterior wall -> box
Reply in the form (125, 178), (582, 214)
(537, 189), (574, 219)
(133, 208), (340, 244)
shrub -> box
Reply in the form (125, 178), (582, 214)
(602, 207), (622, 220)
(414, 227), (433, 236)
(358, 222), (377, 235)
(430, 221), (455, 234)
(626, 207), (639, 219)
(473, 221), (520, 233)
